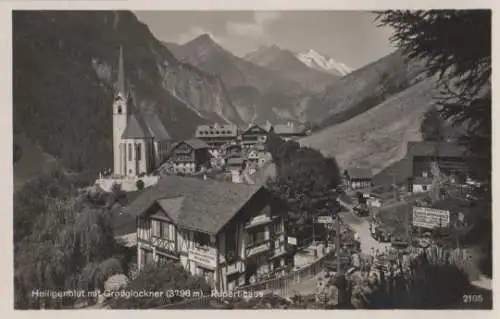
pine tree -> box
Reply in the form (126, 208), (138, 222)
(376, 9), (491, 275)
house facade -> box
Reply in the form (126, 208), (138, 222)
(345, 168), (373, 190)
(112, 46), (172, 178)
(126, 176), (293, 292)
(195, 123), (239, 149)
(161, 139), (210, 175)
(272, 122), (308, 141)
(407, 142), (471, 193)
(240, 123), (270, 150)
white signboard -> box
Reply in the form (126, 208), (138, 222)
(412, 206), (450, 229)
(315, 216), (334, 224)
(246, 242), (270, 257)
(189, 247), (217, 270)
(287, 237), (297, 246)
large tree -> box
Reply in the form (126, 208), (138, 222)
(268, 146), (342, 245)
(14, 175), (123, 309)
(376, 10), (491, 275)
(376, 10), (491, 181)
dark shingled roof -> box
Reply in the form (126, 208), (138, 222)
(346, 167), (373, 179)
(124, 175), (263, 234)
(241, 123), (269, 135)
(122, 112), (154, 139)
(407, 141), (467, 158)
(143, 113), (171, 141)
(273, 123), (307, 135)
(184, 138), (209, 149)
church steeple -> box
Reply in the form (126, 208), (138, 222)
(117, 45), (127, 96)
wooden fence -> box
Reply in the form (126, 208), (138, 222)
(235, 249), (336, 297)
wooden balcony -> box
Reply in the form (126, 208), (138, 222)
(226, 260), (246, 276)
(245, 214), (273, 230)
(138, 235), (179, 257)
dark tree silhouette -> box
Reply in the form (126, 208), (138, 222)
(376, 10), (491, 275)
(267, 146), (342, 246)
(420, 107), (445, 141)
(109, 262), (211, 309)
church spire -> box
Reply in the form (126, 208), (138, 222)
(117, 45), (126, 96)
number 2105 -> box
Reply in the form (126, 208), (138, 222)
(463, 294), (484, 303)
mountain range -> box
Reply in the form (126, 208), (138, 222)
(13, 9), (435, 188)
(295, 49), (352, 76)
(243, 45), (343, 92)
(300, 50), (434, 180)
(164, 35), (344, 123)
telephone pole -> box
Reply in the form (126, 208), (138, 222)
(336, 206), (342, 274)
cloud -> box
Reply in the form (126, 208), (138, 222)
(225, 11), (281, 40)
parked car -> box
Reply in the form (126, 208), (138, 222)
(370, 222), (391, 242)
(353, 203), (369, 217)
(391, 235), (410, 248)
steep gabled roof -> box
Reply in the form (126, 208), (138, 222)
(157, 196), (184, 222)
(241, 123), (269, 135)
(346, 167), (373, 179)
(143, 113), (171, 141)
(124, 175), (263, 234)
(122, 111), (154, 139)
(273, 123), (307, 135)
(183, 138), (209, 149)
(407, 141), (467, 158)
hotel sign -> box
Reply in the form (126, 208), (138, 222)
(189, 247), (217, 270)
(412, 206), (450, 229)
(287, 237), (297, 246)
(246, 242), (270, 257)
(315, 216), (334, 224)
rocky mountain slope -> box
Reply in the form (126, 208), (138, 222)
(296, 49), (352, 76)
(300, 77), (437, 174)
(13, 10), (242, 174)
(164, 35), (318, 123)
(244, 45), (340, 92)
(306, 50), (428, 125)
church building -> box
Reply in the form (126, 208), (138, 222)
(112, 46), (172, 178)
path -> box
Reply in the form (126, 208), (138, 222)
(337, 196), (390, 253)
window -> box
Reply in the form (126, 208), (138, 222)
(128, 144), (132, 161)
(248, 230), (266, 245)
(194, 232), (210, 247)
(137, 143), (142, 161)
(274, 221), (284, 234)
(273, 259), (281, 270)
(226, 231), (237, 260)
(157, 254), (171, 265)
(422, 185), (428, 191)
(159, 222), (176, 241)
(117, 105), (122, 114)
(152, 220), (161, 237)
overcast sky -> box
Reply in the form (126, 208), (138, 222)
(134, 11), (397, 70)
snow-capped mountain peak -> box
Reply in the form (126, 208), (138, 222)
(295, 49), (352, 76)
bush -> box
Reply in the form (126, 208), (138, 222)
(350, 246), (474, 309)
(136, 179), (145, 190)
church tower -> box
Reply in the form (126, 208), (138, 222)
(113, 46), (129, 176)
